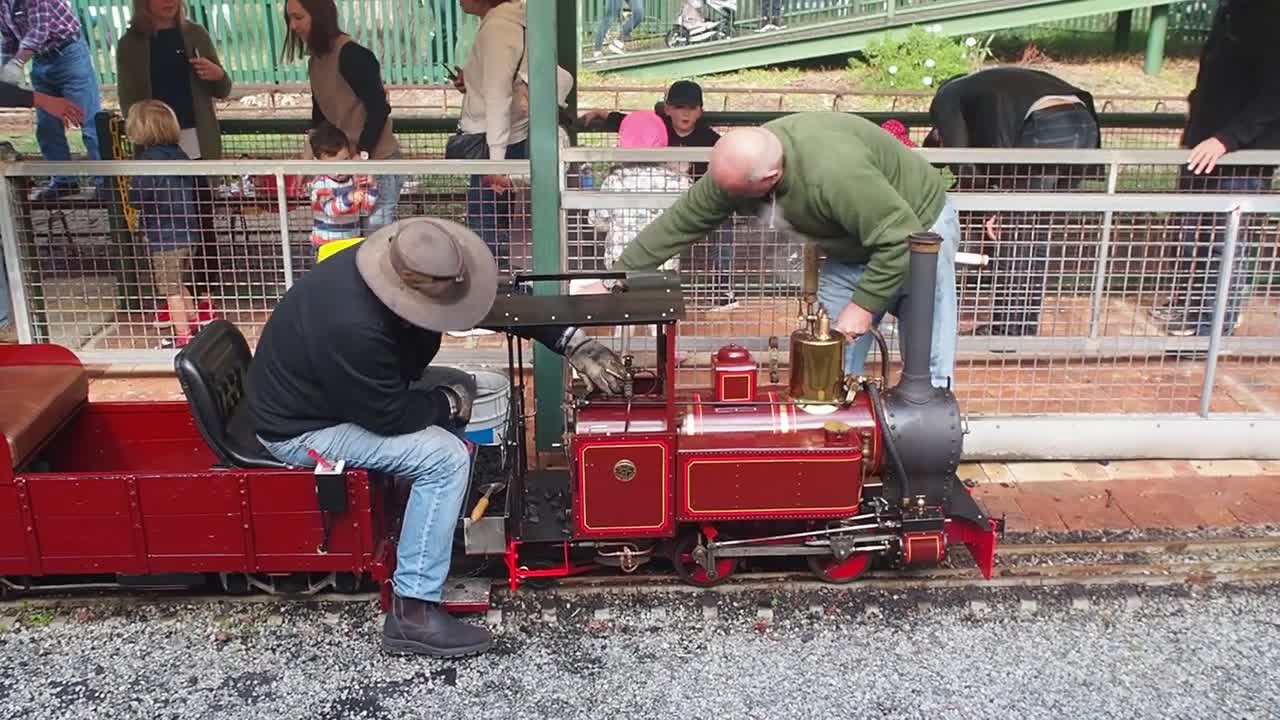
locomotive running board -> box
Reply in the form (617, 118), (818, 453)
(440, 576), (492, 614)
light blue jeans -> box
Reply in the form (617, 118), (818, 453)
(27, 38), (101, 187)
(365, 173), (406, 233)
(259, 367), (476, 602)
(817, 195), (960, 389)
(259, 423), (470, 602)
(0, 252), (10, 328)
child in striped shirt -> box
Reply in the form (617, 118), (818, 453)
(308, 122), (379, 253)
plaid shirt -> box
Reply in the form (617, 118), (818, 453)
(0, 0), (82, 59)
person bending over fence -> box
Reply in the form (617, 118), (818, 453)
(126, 100), (201, 349)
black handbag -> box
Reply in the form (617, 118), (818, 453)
(445, 131), (490, 160)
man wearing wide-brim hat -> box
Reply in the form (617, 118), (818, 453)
(246, 217), (625, 658)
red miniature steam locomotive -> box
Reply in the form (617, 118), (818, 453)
(0, 233), (1001, 610)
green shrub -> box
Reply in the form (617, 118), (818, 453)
(851, 25), (993, 91)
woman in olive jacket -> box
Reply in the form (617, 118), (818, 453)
(115, 0), (232, 160)
(115, 0), (233, 328)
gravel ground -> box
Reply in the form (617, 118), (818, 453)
(2, 583), (1278, 720)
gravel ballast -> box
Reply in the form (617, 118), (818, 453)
(1, 583), (1277, 720)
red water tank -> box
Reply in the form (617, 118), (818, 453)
(712, 344), (758, 402)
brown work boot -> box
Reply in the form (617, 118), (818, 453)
(381, 593), (493, 658)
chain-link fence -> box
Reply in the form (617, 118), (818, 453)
(3, 147), (1277, 452)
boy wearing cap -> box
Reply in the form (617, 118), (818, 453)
(582, 79), (720, 178)
(581, 80), (737, 308)
(247, 218), (626, 658)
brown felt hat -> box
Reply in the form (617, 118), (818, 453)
(356, 217), (498, 332)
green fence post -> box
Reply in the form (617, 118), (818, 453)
(1145, 4), (1169, 76)
(529, 3), (565, 460)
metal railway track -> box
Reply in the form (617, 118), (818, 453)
(5, 537), (1279, 609)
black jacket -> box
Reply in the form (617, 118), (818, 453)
(928, 67), (1100, 149)
(247, 248), (567, 443)
(1183, 0), (1280, 153)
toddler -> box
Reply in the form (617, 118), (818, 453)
(126, 100), (201, 349)
(308, 122), (379, 257)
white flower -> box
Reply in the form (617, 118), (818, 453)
(923, 76), (934, 86)
(924, 58), (936, 68)
(888, 65), (898, 74)
(965, 36), (977, 47)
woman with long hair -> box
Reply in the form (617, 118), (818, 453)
(450, 0), (529, 270)
(283, 0), (403, 231)
(117, 0), (231, 334)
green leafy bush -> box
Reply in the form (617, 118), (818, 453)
(850, 25), (993, 91)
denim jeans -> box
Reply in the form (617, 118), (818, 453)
(594, 0), (644, 50)
(985, 105), (1099, 336)
(0, 251), (10, 328)
(1172, 173), (1269, 337)
(366, 171), (406, 234)
(257, 367), (477, 603)
(817, 195), (960, 389)
(28, 38), (101, 188)
(467, 138), (528, 268)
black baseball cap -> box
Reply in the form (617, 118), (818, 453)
(665, 80), (703, 108)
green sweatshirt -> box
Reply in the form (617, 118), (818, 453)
(612, 112), (949, 313)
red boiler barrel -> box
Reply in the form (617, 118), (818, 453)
(678, 391), (883, 474)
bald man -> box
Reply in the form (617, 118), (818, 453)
(580, 112), (958, 388)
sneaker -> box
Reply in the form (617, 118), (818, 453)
(381, 594), (493, 658)
(592, 50), (604, 59)
(152, 301), (172, 328)
(608, 39), (626, 55)
(196, 297), (218, 328)
(707, 292), (739, 311)
(757, 23), (778, 32)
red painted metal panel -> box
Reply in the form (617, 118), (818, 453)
(136, 474), (242, 514)
(678, 447), (863, 521)
(572, 435), (674, 539)
(40, 402), (215, 473)
(0, 484), (25, 568)
(34, 516), (135, 559)
(143, 514), (246, 559)
(27, 475), (132, 515)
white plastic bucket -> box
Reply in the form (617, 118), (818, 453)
(464, 370), (512, 446)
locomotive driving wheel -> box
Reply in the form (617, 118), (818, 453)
(671, 530), (737, 587)
(807, 553), (872, 584)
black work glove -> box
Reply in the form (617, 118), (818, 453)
(440, 383), (474, 427)
(562, 328), (626, 395)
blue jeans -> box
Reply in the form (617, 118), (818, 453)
(466, 138), (528, 269)
(257, 366), (476, 602)
(984, 105), (1100, 336)
(817, 195), (960, 388)
(28, 38), (101, 187)
(594, 0), (644, 50)
(0, 251), (10, 328)
(366, 171), (406, 233)
(1172, 173), (1268, 337)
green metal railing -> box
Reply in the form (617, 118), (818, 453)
(71, 0), (1217, 88)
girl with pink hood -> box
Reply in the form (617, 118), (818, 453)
(589, 111), (693, 268)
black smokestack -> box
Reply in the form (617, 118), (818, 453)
(898, 232), (942, 398)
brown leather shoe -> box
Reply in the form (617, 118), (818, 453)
(381, 594), (493, 658)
